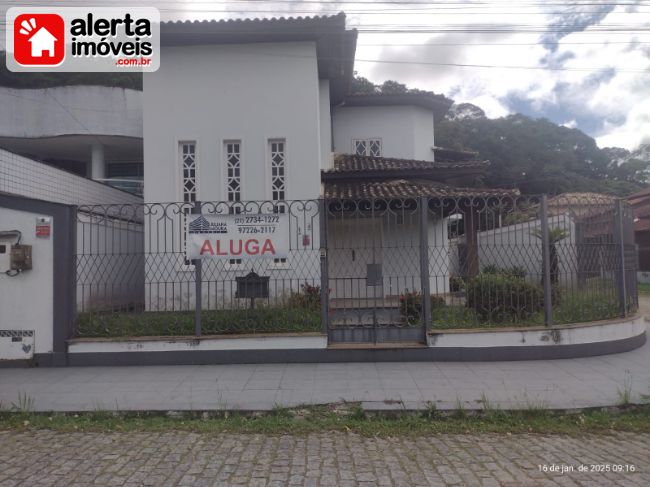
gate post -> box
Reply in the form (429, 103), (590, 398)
(192, 200), (202, 337)
(614, 199), (628, 316)
(419, 197), (431, 340)
(539, 195), (553, 326)
(319, 199), (329, 335)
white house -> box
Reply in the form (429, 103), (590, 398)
(29, 27), (57, 57)
(142, 13), (509, 316)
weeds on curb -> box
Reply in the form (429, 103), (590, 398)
(10, 392), (34, 413)
(349, 403), (366, 421)
(617, 370), (633, 406)
(421, 401), (439, 420)
(452, 398), (467, 419)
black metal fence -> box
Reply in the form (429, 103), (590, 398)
(74, 195), (638, 342)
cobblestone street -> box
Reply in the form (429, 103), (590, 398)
(0, 429), (647, 486)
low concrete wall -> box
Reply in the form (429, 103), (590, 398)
(56, 316), (647, 366)
(427, 315), (646, 348)
(68, 333), (326, 354)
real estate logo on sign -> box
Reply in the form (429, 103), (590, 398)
(186, 214), (290, 261)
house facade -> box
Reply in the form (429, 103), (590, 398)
(142, 13), (503, 317)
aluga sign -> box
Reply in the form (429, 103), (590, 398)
(186, 214), (289, 260)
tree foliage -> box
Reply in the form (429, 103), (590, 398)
(435, 106), (649, 195)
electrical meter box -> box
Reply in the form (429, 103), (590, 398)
(10, 245), (32, 271)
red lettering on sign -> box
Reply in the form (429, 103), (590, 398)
(230, 240), (243, 256)
(197, 239), (279, 257)
(245, 239), (259, 254)
(215, 240), (227, 256)
(199, 240), (214, 255)
(261, 239), (276, 255)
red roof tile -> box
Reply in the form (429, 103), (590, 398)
(324, 179), (518, 199)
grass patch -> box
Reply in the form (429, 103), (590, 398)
(431, 285), (621, 330)
(1, 405), (650, 436)
(76, 306), (321, 338)
(638, 282), (650, 294)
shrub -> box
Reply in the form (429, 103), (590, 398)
(508, 266), (527, 279)
(430, 295), (446, 309)
(399, 291), (447, 324)
(449, 275), (465, 292)
(481, 265), (527, 279)
(465, 272), (543, 323)
(481, 264), (501, 275)
(287, 282), (321, 309)
(399, 290), (422, 324)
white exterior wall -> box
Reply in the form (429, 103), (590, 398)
(332, 105), (435, 160)
(143, 42), (323, 203)
(328, 214), (449, 299)
(142, 42), (326, 310)
(0, 208), (53, 354)
(319, 80), (333, 170)
(476, 214), (577, 286)
(0, 148), (142, 205)
(0, 86), (142, 138)
(76, 213), (144, 312)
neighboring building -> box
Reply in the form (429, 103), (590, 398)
(0, 84), (143, 194)
(627, 186), (650, 277)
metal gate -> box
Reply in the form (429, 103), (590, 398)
(324, 198), (428, 344)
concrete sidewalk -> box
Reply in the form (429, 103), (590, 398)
(1, 324), (648, 412)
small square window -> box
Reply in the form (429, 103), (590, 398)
(353, 139), (381, 157)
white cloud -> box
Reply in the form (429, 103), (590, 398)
(1, 0), (648, 149)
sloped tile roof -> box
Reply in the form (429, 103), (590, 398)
(162, 12), (346, 27)
(324, 179), (518, 199)
(325, 153), (489, 174)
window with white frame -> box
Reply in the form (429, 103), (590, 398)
(225, 141), (241, 203)
(270, 139), (286, 213)
(353, 138), (381, 157)
(181, 142), (197, 203)
(180, 141), (197, 268)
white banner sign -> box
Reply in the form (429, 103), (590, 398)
(186, 214), (289, 260)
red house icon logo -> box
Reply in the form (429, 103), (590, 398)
(13, 14), (65, 66)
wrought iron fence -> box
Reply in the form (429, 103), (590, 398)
(74, 195), (638, 341)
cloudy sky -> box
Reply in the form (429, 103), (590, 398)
(3, 1), (649, 150)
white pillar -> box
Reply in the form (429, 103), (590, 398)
(90, 143), (105, 180)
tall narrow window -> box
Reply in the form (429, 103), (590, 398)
(353, 138), (381, 157)
(225, 141), (241, 203)
(181, 142), (197, 203)
(270, 140), (286, 201)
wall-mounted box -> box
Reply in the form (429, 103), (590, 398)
(0, 330), (34, 360)
(10, 244), (32, 271)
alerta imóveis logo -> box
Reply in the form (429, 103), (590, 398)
(6, 7), (160, 72)
(13, 13), (65, 66)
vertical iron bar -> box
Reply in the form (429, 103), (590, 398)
(615, 199), (628, 316)
(319, 199), (329, 336)
(419, 197), (431, 341)
(192, 200), (202, 336)
(540, 195), (553, 326)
